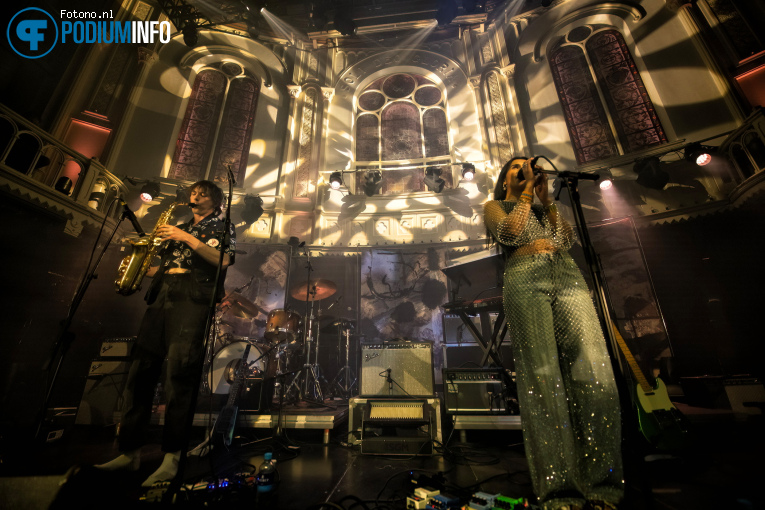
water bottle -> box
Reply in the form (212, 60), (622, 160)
(256, 452), (277, 492)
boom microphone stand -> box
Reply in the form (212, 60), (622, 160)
(34, 199), (144, 442)
(163, 167), (237, 503)
(539, 157), (636, 435)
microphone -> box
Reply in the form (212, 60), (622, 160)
(120, 200), (146, 237)
(326, 295), (342, 312)
(517, 156), (541, 180)
(226, 164), (237, 186)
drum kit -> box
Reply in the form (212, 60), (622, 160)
(200, 275), (358, 407)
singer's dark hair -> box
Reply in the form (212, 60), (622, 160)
(492, 156), (530, 201)
(190, 180), (224, 216)
(487, 155), (530, 256)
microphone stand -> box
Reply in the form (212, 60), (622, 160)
(34, 201), (137, 442)
(163, 168), (236, 503)
(543, 157), (638, 454)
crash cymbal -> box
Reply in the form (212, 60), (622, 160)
(222, 292), (263, 319)
(290, 279), (337, 301)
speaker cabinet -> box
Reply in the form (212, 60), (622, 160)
(360, 341), (434, 397)
(76, 359), (131, 425)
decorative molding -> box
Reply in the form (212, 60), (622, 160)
(532, 2), (647, 62)
(179, 45), (273, 87)
(293, 88), (318, 198)
(137, 46), (158, 65)
(486, 72), (513, 164)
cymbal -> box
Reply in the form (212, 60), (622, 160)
(222, 291), (263, 319)
(290, 279), (337, 301)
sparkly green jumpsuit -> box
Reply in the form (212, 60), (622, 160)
(484, 199), (624, 510)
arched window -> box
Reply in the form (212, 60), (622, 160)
(354, 73), (451, 194)
(550, 27), (667, 165)
(169, 62), (260, 184)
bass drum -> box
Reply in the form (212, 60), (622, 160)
(209, 341), (269, 395)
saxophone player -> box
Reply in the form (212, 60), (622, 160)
(96, 180), (236, 487)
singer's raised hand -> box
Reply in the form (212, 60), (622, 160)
(534, 171), (551, 206)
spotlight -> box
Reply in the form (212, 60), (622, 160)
(436, 0), (458, 27)
(633, 157), (669, 190)
(175, 186), (190, 203)
(334, 11), (356, 36)
(599, 178), (613, 190)
(55, 176), (73, 195)
(363, 171), (383, 197)
(182, 22), (198, 47)
(684, 143), (714, 166)
(329, 171), (343, 190)
(241, 195), (264, 226)
(140, 181), (161, 202)
(461, 163), (475, 181)
(462, 0), (483, 13)
(424, 166), (445, 193)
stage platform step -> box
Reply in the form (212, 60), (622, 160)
(151, 399), (350, 443)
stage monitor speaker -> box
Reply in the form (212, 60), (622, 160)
(76, 359), (131, 425)
(360, 341), (434, 397)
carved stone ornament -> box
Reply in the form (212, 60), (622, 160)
(287, 85), (302, 98)
(321, 87), (335, 102)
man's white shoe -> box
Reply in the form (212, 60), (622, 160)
(94, 450), (141, 471)
(141, 451), (180, 487)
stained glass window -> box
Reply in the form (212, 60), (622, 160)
(354, 73), (451, 194)
(550, 29), (666, 165)
(169, 65), (260, 184)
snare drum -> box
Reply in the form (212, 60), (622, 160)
(264, 309), (303, 344)
(209, 341), (269, 395)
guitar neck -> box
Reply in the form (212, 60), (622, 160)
(609, 323), (654, 394)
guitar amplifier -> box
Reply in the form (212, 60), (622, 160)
(360, 341), (434, 397)
(98, 337), (136, 358)
(442, 368), (517, 415)
(76, 359), (131, 425)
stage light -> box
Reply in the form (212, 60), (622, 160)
(424, 166), (445, 193)
(334, 11), (356, 35)
(461, 163), (475, 181)
(182, 23), (198, 47)
(363, 171), (383, 197)
(140, 181), (161, 202)
(175, 186), (189, 203)
(329, 172), (343, 190)
(241, 195), (264, 226)
(55, 177), (72, 195)
(633, 157), (669, 190)
(599, 178), (613, 190)
(684, 143), (714, 166)
(436, 0), (458, 27)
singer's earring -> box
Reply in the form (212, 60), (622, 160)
(502, 182), (507, 190)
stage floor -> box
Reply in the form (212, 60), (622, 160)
(0, 401), (763, 510)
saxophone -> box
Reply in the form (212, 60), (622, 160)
(115, 202), (180, 295)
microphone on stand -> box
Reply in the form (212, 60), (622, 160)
(517, 156), (541, 180)
(119, 200), (146, 237)
(326, 295), (342, 312)
(226, 164), (237, 186)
